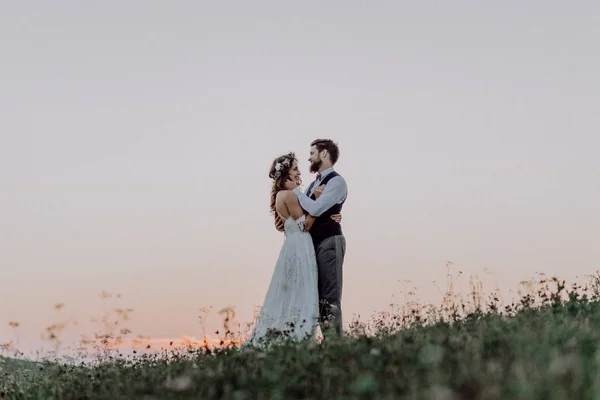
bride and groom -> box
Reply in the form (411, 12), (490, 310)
(243, 139), (348, 347)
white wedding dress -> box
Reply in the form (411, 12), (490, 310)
(243, 214), (320, 348)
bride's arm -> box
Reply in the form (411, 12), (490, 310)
(314, 185), (342, 224)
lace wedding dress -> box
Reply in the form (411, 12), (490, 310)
(243, 215), (319, 347)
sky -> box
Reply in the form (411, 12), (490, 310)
(1, 1), (599, 355)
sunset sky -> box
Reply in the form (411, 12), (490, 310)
(1, 1), (599, 355)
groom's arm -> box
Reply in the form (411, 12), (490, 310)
(293, 177), (347, 217)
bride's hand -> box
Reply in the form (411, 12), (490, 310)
(331, 213), (342, 223)
(314, 184), (325, 198)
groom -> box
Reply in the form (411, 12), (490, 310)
(293, 139), (348, 337)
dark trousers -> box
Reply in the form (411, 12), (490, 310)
(315, 235), (346, 336)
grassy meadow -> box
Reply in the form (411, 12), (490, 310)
(3, 268), (600, 399)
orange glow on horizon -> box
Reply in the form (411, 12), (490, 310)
(76, 334), (245, 353)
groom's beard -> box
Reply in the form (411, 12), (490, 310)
(309, 159), (322, 173)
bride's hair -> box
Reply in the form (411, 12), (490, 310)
(269, 152), (298, 232)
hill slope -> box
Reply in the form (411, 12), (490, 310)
(3, 277), (600, 399)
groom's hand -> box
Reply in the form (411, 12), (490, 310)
(304, 214), (316, 231)
(275, 217), (285, 231)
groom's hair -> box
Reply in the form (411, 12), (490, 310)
(310, 139), (339, 164)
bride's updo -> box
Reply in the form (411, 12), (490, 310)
(269, 152), (298, 232)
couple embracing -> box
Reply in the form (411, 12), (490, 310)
(243, 139), (348, 347)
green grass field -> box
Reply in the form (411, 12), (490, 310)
(3, 271), (600, 399)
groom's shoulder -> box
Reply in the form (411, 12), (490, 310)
(330, 170), (346, 182)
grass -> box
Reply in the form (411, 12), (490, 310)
(3, 268), (600, 399)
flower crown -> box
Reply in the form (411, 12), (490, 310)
(270, 152), (296, 179)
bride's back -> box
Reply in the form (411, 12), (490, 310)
(275, 189), (293, 219)
(275, 189), (307, 235)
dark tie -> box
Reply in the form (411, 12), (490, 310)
(316, 173), (322, 183)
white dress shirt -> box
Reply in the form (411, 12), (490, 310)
(293, 167), (347, 217)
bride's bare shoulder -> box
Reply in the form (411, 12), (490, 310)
(276, 190), (295, 200)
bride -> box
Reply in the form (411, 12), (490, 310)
(243, 152), (340, 348)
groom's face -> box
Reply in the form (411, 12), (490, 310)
(308, 145), (323, 173)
